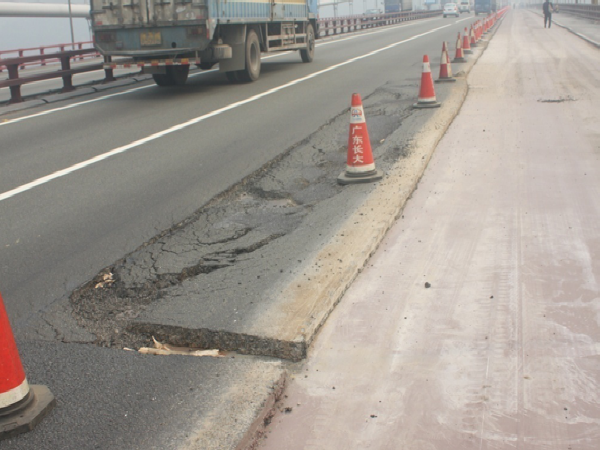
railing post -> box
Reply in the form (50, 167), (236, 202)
(40, 48), (46, 66)
(7, 64), (23, 104)
(60, 56), (75, 93)
(103, 56), (116, 83)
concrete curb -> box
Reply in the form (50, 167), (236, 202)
(0, 72), (150, 116)
(40, 88), (98, 104)
(185, 362), (286, 450)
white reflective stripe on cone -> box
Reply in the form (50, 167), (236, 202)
(346, 162), (376, 173)
(0, 378), (29, 409)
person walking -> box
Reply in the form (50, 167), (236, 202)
(543, 0), (554, 28)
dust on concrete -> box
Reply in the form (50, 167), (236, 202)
(68, 83), (414, 352)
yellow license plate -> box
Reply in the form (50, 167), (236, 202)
(140, 32), (162, 46)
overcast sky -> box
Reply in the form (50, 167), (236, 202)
(0, 0), (91, 52)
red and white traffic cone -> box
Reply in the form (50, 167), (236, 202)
(462, 27), (473, 54)
(0, 292), (55, 441)
(337, 93), (383, 185)
(470, 26), (478, 47)
(436, 42), (456, 83)
(453, 32), (467, 63)
(413, 55), (441, 109)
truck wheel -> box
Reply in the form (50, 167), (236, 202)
(152, 66), (189, 87)
(238, 29), (261, 82)
(300, 23), (315, 63)
(200, 62), (215, 70)
(169, 66), (189, 85)
(225, 71), (240, 83)
(152, 73), (172, 86)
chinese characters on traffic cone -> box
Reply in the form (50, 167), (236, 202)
(337, 93), (384, 185)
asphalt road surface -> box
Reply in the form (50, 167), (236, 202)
(1, 15), (472, 333)
(1, 13), (479, 450)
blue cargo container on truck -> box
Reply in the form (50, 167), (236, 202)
(384, 0), (413, 13)
(90, 0), (317, 85)
(474, 0), (496, 14)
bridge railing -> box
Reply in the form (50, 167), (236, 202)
(0, 41), (98, 72)
(530, 3), (600, 20)
(555, 3), (600, 20)
(0, 49), (116, 104)
(317, 10), (442, 36)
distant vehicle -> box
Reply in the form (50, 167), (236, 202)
(458, 0), (471, 13)
(443, 3), (460, 17)
(364, 8), (383, 14)
(474, 0), (496, 15)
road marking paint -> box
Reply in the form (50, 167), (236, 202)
(0, 23), (451, 203)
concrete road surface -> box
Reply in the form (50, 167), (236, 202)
(259, 10), (600, 450)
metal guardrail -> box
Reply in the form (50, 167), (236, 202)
(530, 3), (600, 20)
(317, 10), (443, 36)
(555, 3), (600, 20)
(0, 49), (116, 104)
(0, 11), (442, 105)
(0, 41), (98, 72)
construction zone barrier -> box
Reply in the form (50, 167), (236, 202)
(413, 55), (441, 109)
(0, 292), (55, 441)
(436, 42), (456, 83)
(453, 32), (467, 63)
(462, 27), (473, 54)
(470, 26), (478, 47)
(338, 93), (384, 185)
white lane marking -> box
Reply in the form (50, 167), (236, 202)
(0, 53), (282, 126)
(0, 23), (451, 203)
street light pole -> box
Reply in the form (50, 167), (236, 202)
(68, 0), (75, 49)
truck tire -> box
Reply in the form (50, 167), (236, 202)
(237, 30), (261, 82)
(226, 71), (240, 83)
(169, 66), (189, 85)
(300, 23), (315, 63)
(152, 66), (189, 86)
(152, 73), (171, 86)
(200, 62), (215, 70)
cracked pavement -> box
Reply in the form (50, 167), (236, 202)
(59, 84), (416, 357)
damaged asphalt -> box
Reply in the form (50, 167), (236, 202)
(66, 84), (414, 358)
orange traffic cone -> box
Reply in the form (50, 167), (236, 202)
(413, 55), (441, 109)
(453, 32), (467, 63)
(462, 27), (473, 54)
(0, 292), (55, 441)
(470, 26), (477, 47)
(337, 93), (383, 185)
(436, 42), (456, 83)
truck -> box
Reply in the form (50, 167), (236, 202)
(89, 0), (318, 86)
(384, 0), (412, 13)
(474, 0), (496, 14)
